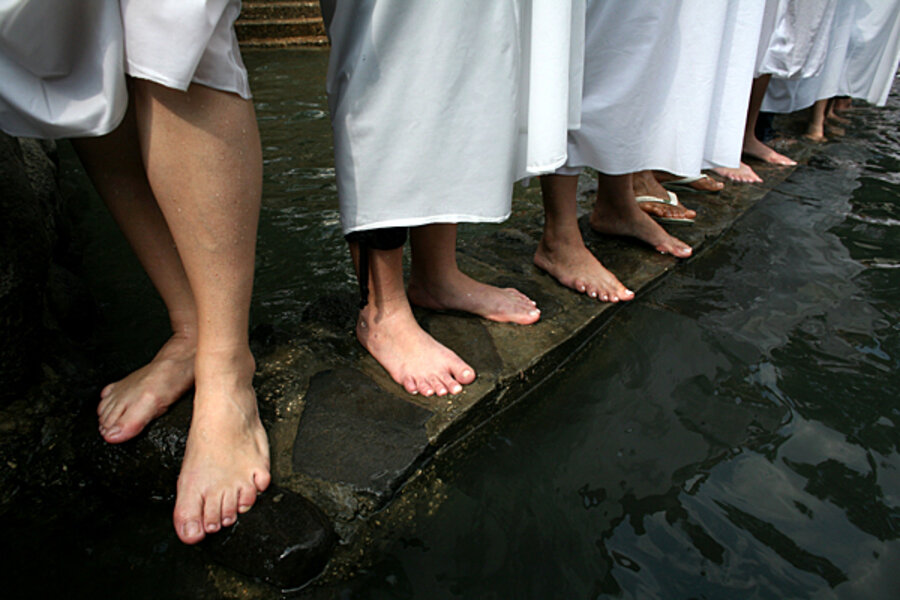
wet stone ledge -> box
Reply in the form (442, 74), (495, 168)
(91, 138), (817, 589)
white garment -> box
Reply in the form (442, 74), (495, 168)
(764, 0), (900, 112)
(843, 0), (900, 106)
(321, 0), (583, 234)
(563, 0), (764, 177)
(755, 0), (838, 80)
(0, 0), (127, 138)
(121, 0), (251, 98)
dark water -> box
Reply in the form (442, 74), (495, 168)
(7, 52), (898, 599)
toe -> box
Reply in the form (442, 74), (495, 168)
(100, 383), (115, 400)
(451, 363), (475, 386)
(203, 491), (223, 533)
(173, 490), (205, 545)
(221, 488), (239, 527)
(238, 482), (258, 514)
(401, 376), (418, 395)
(253, 468), (271, 493)
(417, 377), (435, 396)
(429, 375), (448, 396)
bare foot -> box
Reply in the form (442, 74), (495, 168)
(743, 137), (796, 166)
(804, 132), (828, 143)
(357, 302), (475, 397)
(172, 351), (271, 544)
(98, 333), (196, 443)
(655, 171), (724, 193)
(590, 198), (693, 258)
(826, 124), (845, 137)
(407, 270), (540, 325)
(713, 162), (763, 183)
(633, 171), (696, 222)
(534, 237), (634, 302)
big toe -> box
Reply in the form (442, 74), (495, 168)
(173, 493), (206, 545)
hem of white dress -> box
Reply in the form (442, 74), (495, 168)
(125, 61), (252, 99)
(343, 212), (511, 236)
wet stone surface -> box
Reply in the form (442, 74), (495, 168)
(292, 368), (433, 496)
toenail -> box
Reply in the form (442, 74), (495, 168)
(239, 504), (252, 514)
(205, 523), (219, 533)
(222, 516), (235, 526)
(451, 384), (462, 394)
(462, 369), (473, 378)
(184, 521), (202, 538)
(589, 291), (597, 298)
(529, 309), (540, 316)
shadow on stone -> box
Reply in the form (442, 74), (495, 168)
(203, 484), (336, 590)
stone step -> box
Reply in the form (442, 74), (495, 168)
(235, 17), (326, 43)
(239, 0), (321, 21)
(240, 35), (329, 49)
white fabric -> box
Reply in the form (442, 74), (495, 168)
(764, 0), (900, 112)
(121, 0), (251, 99)
(755, 0), (838, 79)
(322, 0), (583, 234)
(0, 0), (127, 138)
(843, 0), (900, 106)
(564, 0), (764, 177)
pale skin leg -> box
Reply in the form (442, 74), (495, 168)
(590, 172), (693, 258)
(633, 170), (697, 221)
(131, 80), (270, 545)
(351, 242), (476, 397)
(407, 224), (540, 324)
(534, 174), (635, 302)
(72, 98), (197, 445)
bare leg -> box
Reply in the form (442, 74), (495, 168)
(828, 97), (852, 123)
(742, 75), (796, 166)
(353, 242), (476, 397)
(805, 98), (828, 142)
(132, 80), (270, 545)
(534, 174), (634, 302)
(589, 172), (692, 258)
(72, 101), (197, 445)
(823, 98), (847, 136)
(407, 224), (540, 324)
(834, 97), (852, 113)
(633, 170), (696, 221)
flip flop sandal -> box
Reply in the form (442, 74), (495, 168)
(661, 174), (721, 194)
(635, 190), (695, 224)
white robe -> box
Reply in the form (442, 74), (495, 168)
(0, 0), (127, 138)
(764, 0), (900, 112)
(321, 0), (584, 234)
(755, 0), (838, 80)
(563, 0), (764, 177)
(0, 0), (251, 139)
(121, 0), (251, 99)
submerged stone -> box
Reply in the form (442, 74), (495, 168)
(203, 484), (336, 590)
(292, 368), (433, 498)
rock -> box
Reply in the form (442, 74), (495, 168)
(293, 368), (433, 498)
(86, 395), (192, 501)
(203, 484), (336, 590)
